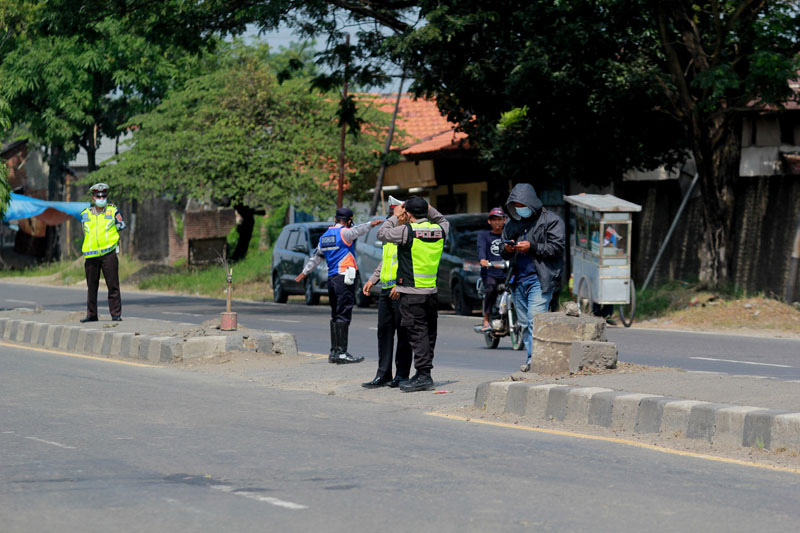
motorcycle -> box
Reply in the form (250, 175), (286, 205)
(474, 260), (525, 350)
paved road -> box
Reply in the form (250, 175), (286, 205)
(3, 342), (800, 532)
(2, 281), (800, 379)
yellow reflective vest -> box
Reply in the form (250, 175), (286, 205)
(379, 242), (398, 288)
(396, 221), (444, 288)
(81, 205), (121, 257)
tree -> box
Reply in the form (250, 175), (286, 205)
(647, 1), (800, 286)
(93, 43), (390, 259)
(0, 97), (10, 218)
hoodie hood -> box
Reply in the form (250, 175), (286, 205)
(505, 183), (543, 221)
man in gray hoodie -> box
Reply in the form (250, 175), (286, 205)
(500, 183), (565, 372)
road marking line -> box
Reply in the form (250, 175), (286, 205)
(263, 318), (301, 323)
(690, 356), (792, 368)
(24, 436), (76, 449)
(162, 311), (204, 317)
(427, 412), (800, 475)
(0, 340), (158, 368)
(210, 485), (308, 510)
(5, 299), (36, 304)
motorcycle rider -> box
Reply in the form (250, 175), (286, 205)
(477, 207), (507, 331)
(501, 183), (565, 372)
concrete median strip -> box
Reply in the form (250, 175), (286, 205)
(475, 380), (800, 454)
(0, 312), (298, 364)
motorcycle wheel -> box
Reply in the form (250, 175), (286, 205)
(484, 331), (500, 349)
(508, 305), (525, 350)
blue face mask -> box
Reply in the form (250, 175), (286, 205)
(516, 206), (532, 218)
(94, 198), (107, 208)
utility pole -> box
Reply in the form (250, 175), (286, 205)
(369, 73), (406, 216)
(337, 34), (350, 209)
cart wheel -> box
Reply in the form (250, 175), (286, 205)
(484, 331), (500, 349)
(618, 279), (636, 327)
(576, 276), (593, 316)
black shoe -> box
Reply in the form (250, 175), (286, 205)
(388, 376), (409, 388)
(362, 375), (392, 389)
(111, 316), (122, 322)
(399, 373), (434, 392)
(333, 351), (365, 364)
(80, 316), (98, 323)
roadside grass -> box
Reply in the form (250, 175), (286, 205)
(0, 255), (143, 285)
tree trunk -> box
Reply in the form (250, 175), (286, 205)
(693, 115), (740, 288)
(230, 205), (255, 262)
(44, 144), (66, 262)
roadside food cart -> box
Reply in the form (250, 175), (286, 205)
(564, 194), (642, 327)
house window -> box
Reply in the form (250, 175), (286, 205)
(779, 114), (795, 145)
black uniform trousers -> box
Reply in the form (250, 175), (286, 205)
(327, 273), (355, 324)
(398, 292), (438, 375)
(84, 251), (122, 319)
(376, 288), (412, 379)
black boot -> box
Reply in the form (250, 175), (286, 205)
(329, 321), (337, 363)
(333, 322), (364, 364)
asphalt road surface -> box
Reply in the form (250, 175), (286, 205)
(2, 281), (799, 380)
(3, 342), (800, 532)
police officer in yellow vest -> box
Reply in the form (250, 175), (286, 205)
(79, 183), (126, 323)
(377, 196), (449, 392)
(361, 196), (413, 389)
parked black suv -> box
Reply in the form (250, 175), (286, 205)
(271, 222), (331, 305)
(355, 213), (488, 315)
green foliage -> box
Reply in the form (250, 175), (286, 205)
(95, 43), (390, 214)
(0, 96), (9, 216)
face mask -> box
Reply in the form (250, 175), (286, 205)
(516, 206), (532, 218)
(94, 198), (107, 208)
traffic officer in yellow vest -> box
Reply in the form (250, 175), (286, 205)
(377, 196), (449, 392)
(80, 183), (126, 323)
(361, 196), (412, 389)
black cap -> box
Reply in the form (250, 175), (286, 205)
(335, 207), (354, 220)
(404, 196), (428, 218)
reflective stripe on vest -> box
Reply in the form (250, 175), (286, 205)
(81, 206), (120, 257)
(379, 242), (398, 288)
(396, 221), (444, 288)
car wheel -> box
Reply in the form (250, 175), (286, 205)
(354, 275), (370, 308)
(452, 281), (472, 316)
(272, 273), (288, 303)
(305, 279), (320, 306)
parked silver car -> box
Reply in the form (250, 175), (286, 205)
(271, 222), (330, 305)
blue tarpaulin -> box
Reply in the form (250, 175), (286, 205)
(2, 192), (89, 224)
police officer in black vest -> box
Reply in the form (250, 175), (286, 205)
(296, 208), (381, 364)
(377, 196), (449, 392)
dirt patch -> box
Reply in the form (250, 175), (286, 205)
(125, 264), (178, 284)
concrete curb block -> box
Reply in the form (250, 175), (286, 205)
(1, 317), (298, 365)
(475, 380), (800, 454)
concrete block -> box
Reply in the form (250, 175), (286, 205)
(545, 386), (577, 421)
(687, 403), (728, 442)
(635, 396), (681, 434)
(525, 384), (567, 420)
(268, 332), (298, 357)
(128, 335), (142, 360)
(713, 406), (764, 448)
(182, 336), (227, 359)
(243, 334), (273, 353)
(138, 337), (152, 361)
(484, 382), (513, 414)
(3, 319), (19, 340)
(112, 332), (134, 358)
(14, 320), (33, 343)
(530, 313), (607, 375)
(147, 337), (182, 363)
(225, 335), (243, 352)
(0, 317), (8, 337)
(770, 413), (800, 453)
(587, 391), (615, 427)
(75, 329), (89, 353)
(565, 387), (614, 424)
(100, 332), (114, 356)
(569, 341), (618, 373)
(35, 323), (48, 345)
(474, 382), (491, 409)
(44, 325), (62, 348)
(505, 383), (530, 415)
(743, 409), (788, 450)
(61, 327), (80, 351)
(85, 330), (105, 354)
(30, 322), (44, 345)
(660, 400), (707, 437)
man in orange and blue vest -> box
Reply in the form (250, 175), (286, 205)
(80, 183), (126, 323)
(296, 207), (382, 364)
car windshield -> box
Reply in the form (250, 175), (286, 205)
(309, 227), (327, 249)
(450, 220), (489, 259)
